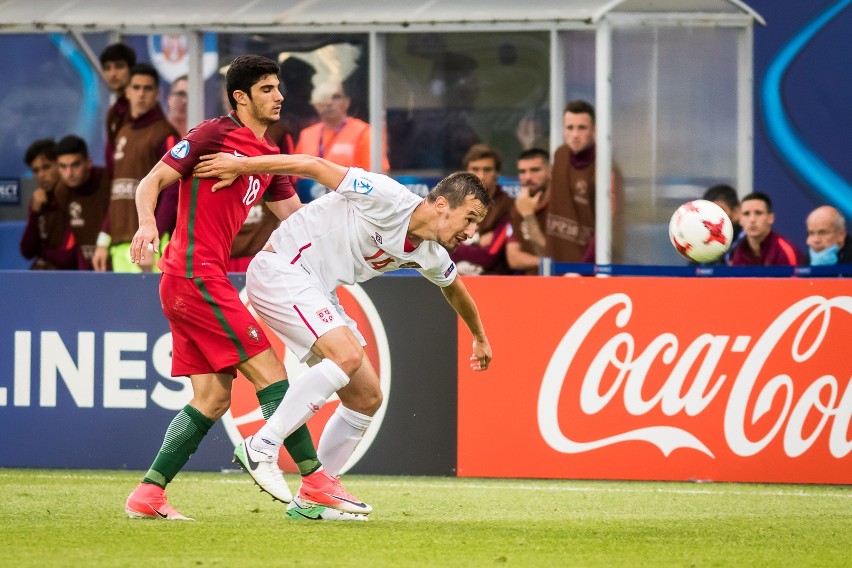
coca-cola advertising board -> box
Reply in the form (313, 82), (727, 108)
(458, 277), (851, 484)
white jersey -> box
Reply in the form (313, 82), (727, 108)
(268, 167), (457, 292)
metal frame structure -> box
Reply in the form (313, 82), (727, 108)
(0, 1), (763, 262)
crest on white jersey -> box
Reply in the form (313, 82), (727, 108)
(354, 178), (373, 194)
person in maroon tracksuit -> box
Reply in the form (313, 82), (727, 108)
(729, 192), (804, 266)
(19, 139), (76, 270)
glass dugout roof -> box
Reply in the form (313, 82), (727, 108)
(0, 0), (763, 33)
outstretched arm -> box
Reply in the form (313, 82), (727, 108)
(130, 161), (182, 265)
(266, 195), (303, 221)
(194, 153), (347, 192)
(441, 276), (492, 371)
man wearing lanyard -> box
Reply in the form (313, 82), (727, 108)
(295, 81), (389, 172)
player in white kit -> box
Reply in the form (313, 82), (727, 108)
(194, 152), (493, 520)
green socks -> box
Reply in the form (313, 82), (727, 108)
(143, 405), (213, 488)
(141, 380), (321, 489)
(256, 381), (321, 476)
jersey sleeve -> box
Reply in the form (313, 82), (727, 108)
(417, 246), (457, 288)
(161, 119), (222, 178)
(265, 174), (296, 202)
(336, 167), (412, 220)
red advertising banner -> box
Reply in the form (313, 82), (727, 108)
(458, 277), (851, 484)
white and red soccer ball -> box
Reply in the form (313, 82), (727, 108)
(668, 199), (734, 263)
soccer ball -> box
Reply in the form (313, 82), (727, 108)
(668, 199), (734, 263)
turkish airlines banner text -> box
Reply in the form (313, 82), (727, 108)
(458, 277), (851, 484)
(0, 273), (457, 475)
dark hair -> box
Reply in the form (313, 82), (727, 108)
(702, 184), (739, 210)
(24, 139), (57, 166)
(564, 100), (596, 124)
(741, 191), (773, 213)
(462, 143), (502, 172)
(226, 55), (280, 111)
(56, 135), (89, 160)
(129, 63), (160, 87)
(99, 43), (137, 68)
(427, 171), (493, 211)
(518, 147), (550, 163)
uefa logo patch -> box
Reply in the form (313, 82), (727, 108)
(170, 140), (190, 159)
(354, 178), (373, 194)
(444, 262), (456, 278)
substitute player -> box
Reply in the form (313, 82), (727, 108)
(126, 55), (367, 521)
(193, 151), (494, 519)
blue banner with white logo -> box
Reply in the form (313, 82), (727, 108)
(0, 272), (458, 475)
(0, 179), (20, 205)
(0, 272), (234, 470)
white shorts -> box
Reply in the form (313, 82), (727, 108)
(246, 250), (366, 363)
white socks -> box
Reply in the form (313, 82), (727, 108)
(254, 359), (350, 446)
(317, 405), (373, 477)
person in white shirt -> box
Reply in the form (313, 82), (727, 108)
(194, 152), (493, 518)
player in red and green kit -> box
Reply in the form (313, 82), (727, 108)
(126, 55), (367, 521)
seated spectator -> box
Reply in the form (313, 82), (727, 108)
(19, 139), (76, 270)
(507, 148), (550, 275)
(166, 74), (189, 137)
(697, 183), (742, 266)
(702, 184), (742, 239)
(729, 192), (803, 266)
(451, 143), (514, 275)
(55, 135), (111, 270)
(806, 206), (850, 265)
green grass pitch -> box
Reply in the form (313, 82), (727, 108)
(1, 468), (849, 567)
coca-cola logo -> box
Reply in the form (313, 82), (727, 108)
(538, 293), (852, 460)
(221, 284), (390, 474)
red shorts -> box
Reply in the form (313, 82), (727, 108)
(159, 273), (270, 376)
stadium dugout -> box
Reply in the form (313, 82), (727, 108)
(0, 0), (764, 266)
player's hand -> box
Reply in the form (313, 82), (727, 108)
(194, 153), (241, 192)
(515, 187), (541, 217)
(31, 188), (48, 213)
(130, 220), (159, 265)
(92, 246), (109, 272)
(470, 337), (492, 371)
(478, 231), (494, 248)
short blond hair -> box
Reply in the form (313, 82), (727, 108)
(311, 81), (346, 104)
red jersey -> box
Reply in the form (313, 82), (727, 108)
(159, 112), (296, 278)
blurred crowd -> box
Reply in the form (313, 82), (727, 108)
(20, 43), (849, 274)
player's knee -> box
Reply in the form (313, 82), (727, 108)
(337, 380), (382, 415)
(192, 395), (230, 420)
(356, 383), (384, 415)
(327, 348), (363, 377)
(363, 388), (383, 415)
